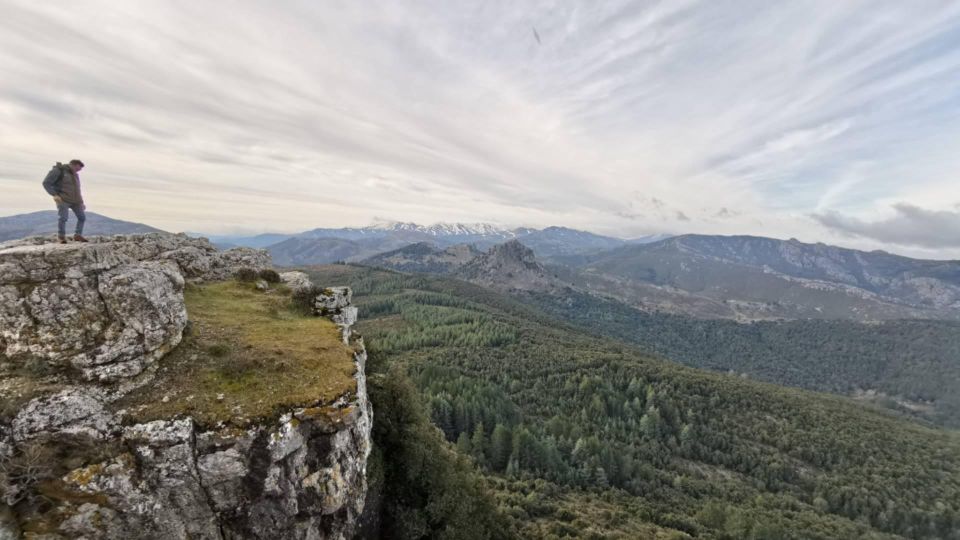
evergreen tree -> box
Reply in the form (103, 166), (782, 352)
(490, 423), (513, 472)
(456, 431), (472, 455)
(696, 500), (728, 530)
(470, 422), (488, 466)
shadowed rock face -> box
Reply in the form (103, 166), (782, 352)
(0, 235), (372, 540)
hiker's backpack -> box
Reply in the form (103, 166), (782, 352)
(42, 164), (66, 195)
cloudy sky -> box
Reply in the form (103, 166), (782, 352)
(2, 1), (960, 258)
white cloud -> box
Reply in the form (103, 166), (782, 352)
(0, 0), (959, 256)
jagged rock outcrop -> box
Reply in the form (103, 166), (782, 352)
(314, 287), (358, 342)
(456, 239), (562, 292)
(0, 235), (371, 539)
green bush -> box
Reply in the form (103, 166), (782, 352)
(233, 267), (258, 282)
(258, 269), (281, 283)
(291, 285), (322, 315)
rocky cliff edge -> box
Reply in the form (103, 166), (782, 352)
(0, 234), (372, 539)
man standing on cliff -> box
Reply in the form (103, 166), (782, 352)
(42, 159), (87, 244)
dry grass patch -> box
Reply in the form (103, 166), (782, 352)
(117, 281), (357, 428)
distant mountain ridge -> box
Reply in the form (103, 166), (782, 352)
(0, 211), (164, 241)
(363, 242), (482, 274)
(572, 234), (960, 320)
(362, 233), (960, 321)
(206, 221), (624, 247)
(199, 221), (640, 267)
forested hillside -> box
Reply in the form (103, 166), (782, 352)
(307, 265), (960, 539)
(524, 290), (960, 428)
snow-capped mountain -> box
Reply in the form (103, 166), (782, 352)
(292, 221), (530, 246)
(364, 221), (531, 238)
(199, 221), (643, 264)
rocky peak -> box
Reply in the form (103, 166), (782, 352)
(456, 239), (560, 292)
(462, 240), (543, 274)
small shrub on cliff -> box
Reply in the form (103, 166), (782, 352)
(0, 442), (56, 504)
(233, 267), (258, 282)
(291, 285), (322, 315)
(258, 269), (281, 283)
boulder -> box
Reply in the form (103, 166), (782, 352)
(279, 271), (313, 292)
(314, 287), (351, 313)
(0, 234), (272, 382)
(0, 243), (187, 382)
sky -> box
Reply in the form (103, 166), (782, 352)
(2, 1), (960, 259)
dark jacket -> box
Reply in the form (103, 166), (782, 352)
(42, 163), (83, 205)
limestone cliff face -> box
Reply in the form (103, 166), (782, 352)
(0, 234), (372, 539)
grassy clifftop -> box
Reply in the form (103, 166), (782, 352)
(118, 281), (358, 428)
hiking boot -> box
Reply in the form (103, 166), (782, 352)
(73, 234), (89, 243)
(58, 235), (67, 244)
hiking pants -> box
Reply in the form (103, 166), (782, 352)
(57, 202), (85, 236)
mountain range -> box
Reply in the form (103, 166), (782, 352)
(2, 211), (958, 536)
(0, 210), (163, 242)
(2, 211), (959, 321)
(363, 234), (960, 322)
(207, 222), (642, 263)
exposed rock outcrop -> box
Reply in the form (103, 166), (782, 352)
(456, 239), (562, 292)
(0, 234), (270, 383)
(0, 235), (371, 539)
(279, 271), (313, 292)
(0, 233), (271, 282)
(314, 287), (358, 343)
(0, 242), (188, 382)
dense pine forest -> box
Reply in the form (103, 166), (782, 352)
(525, 290), (960, 428)
(307, 265), (960, 539)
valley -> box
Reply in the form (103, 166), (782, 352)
(304, 264), (960, 539)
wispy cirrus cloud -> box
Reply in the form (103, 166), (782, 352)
(0, 1), (959, 257)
